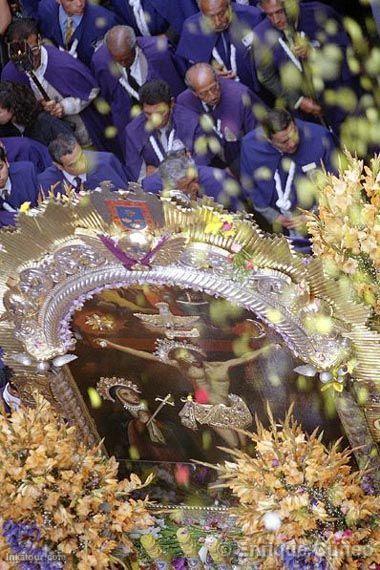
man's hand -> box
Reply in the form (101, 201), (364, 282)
(277, 213), (308, 230)
(276, 214), (296, 229)
(293, 42), (310, 60)
(299, 97), (322, 117)
(216, 68), (237, 80)
(41, 100), (64, 118)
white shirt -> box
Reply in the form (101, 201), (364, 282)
(129, 46), (148, 85)
(62, 170), (87, 187)
(119, 47), (148, 99)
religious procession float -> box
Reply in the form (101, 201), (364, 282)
(0, 154), (379, 569)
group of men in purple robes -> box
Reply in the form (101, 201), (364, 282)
(0, 0), (364, 251)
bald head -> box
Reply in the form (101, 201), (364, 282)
(105, 25), (137, 68)
(186, 63), (221, 106)
(200, 0), (232, 32)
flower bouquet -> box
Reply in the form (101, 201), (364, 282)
(0, 394), (153, 569)
(215, 405), (380, 569)
(305, 153), (380, 327)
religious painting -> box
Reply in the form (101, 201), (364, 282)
(68, 284), (347, 494)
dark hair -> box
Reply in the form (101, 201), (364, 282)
(0, 81), (41, 129)
(48, 133), (78, 164)
(6, 18), (39, 42)
(139, 80), (172, 106)
(0, 146), (7, 163)
(262, 109), (294, 138)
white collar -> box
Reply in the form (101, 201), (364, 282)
(0, 176), (11, 199)
(62, 170), (87, 185)
(33, 45), (48, 78)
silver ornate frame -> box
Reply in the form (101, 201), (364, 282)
(0, 188), (379, 479)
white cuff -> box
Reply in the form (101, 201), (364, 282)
(294, 96), (305, 110)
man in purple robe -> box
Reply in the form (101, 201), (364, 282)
(123, 79), (214, 181)
(178, 63), (265, 170)
(38, 133), (128, 196)
(91, 26), (185, 152)
(176, 0), (264, 93)
(252, 0), (361, 136)
(142, 152), (245, 211)
(1, 136), (52, 174)
(1, 18), (117, 153)
(108, 0), (169, 36)
(149, 0), (259, 37)
(240, 109), (337, 251)
(36, 0), (118, 67)
(0, 146), (39, 227)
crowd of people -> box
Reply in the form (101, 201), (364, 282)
(0, 0), (375, 254)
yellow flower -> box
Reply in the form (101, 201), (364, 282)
(19, 201), (31, 213)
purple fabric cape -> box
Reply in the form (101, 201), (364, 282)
(150, 0), (259, 35)
(253, 1), (361, 130)
(240, 119), (337, 210)
(176, 4), (264, 92)
(108, 0), (168, 35)
(91, 37), (186, 147)
(0, 162), (39, 228)
(1, 45), (117, 154)
(37, 0), (118, 67)
(177, 78), (262, 140)
(142, 164), (243, 210)
(1, 137), (52, 174)
(37, 150), (129, 196)
(123, 104), (213, 181)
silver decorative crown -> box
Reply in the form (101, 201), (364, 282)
(153, 338), (206, 364)
(96, 376), (141, 402)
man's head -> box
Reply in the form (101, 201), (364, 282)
(259, 0), (287, 30)
(159, 153), (200, 199)
(0, 147), (10, 189)
(6, 19), (42, 70)
(185, 63), (221, 107)
(139, 80), (174, 130)
(263, 109), (300, 154)
(200, 0), (232, 33)
(105, 25), (137, 68)
(59, 0), (86, 16)
(48, 134), (87, 175)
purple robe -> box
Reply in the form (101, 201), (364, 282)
(1, 45), (117, 154)
(37, 0), (118, 67)
(253, 2), (361, 133)
(1, 137), (52, 174)
(240, 118), (336, 249)
(176, 4), (264, 92)
(142, 164), (244, 210)
(91, 37), (186, 148)
(177, 78), (264, 164)
(150, 0), (259, 35)
(108, 0), (168, 35)
(124, 104), (213, 181)
(38, 150), (129, 196)
(0, 162), (39, 227)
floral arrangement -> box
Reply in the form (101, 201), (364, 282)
(0, 394), (153, 569)
(305, 153), (380, 322)
(215, 406), (380, 569)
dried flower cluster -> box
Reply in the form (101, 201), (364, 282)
(217, 406), (380, 569)
(0, 394), (153, 568)
(306, 153), (380, 318)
